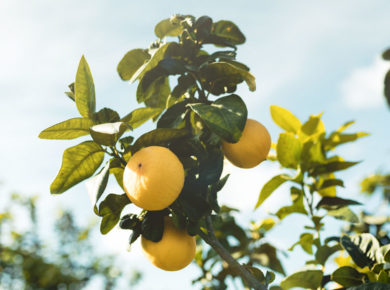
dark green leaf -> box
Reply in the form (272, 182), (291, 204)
(199, 147), (224, 186)
(86, 161), (110, 207)
(93, 108), (120, 124)
(117, 49), (150, 81)
(129, 223), (142, 244)
(319, 179), (344, 190)
(301, 140), (326, 171)
(194, 16), (213, 40)
(244, 265), (265, 283)
(382, 48), (390, 60)
(189, 94), (247, 143)
(199, 62), (255, 95)
(315, 244), (342, 266)
(210, 20), (245, 45)
(255, 174), (290, 209)
(270, 105), (302, 133)
(341, 234), (380, 268)
(89, 122), (128, 146)
(331, 266), (365, 287)
(384, 70), (390, 107)
(157, 101), (188, 129)
(316, 196), (361, 210)
(328, 207), (359, 223)
(171, 74), (194, 98)
(141, 211), (165, 242)
(276, 132), (302, 169)
(137, 75), (171, 108)
(39, 118), (94, 139)
(347, 282), (390, 290)
(98, 193), (130, 234)
(154, 18), (183, 39)
(74, 55), (95, 118)
(251, 243), (285, 275)
(299, 114), (324, 138)
(310, 161), (360, 176)
(50, 141), (104, 194)
(121, 107), (163, 129)
(265, 271), (276, 285)
(280, 270), (323, 290)
(132, 128), (188, 152)
(119, 214), (139, 230)
(176, 189), (211, 222)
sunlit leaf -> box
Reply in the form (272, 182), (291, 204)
(89, 122), (129, 146)
(39, 118), (94, 139)
(50, 141), (104, 194)
(276, 132), (302, 169)
(280, 270), (323, 290)
(255, 174), (290, 209)
(75, 56), (96, 118)
(117, 49), (150, 81)
(154, 18), (183, 39)
(121, 107), (163, 129)
(270, 105), (301, 133)
(86, 161), (110, 207)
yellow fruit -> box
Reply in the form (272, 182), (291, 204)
(141, 216), (196, 271)
(222, 119), (271, 168)
(123, 146), (185, 211)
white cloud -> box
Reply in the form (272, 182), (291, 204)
(341, 57), (389, 109)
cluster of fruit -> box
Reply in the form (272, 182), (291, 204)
(123, 119), (271, 271)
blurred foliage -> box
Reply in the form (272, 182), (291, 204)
(0, 193), (141, 289)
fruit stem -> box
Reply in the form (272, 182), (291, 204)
(198, 216), (267, 290)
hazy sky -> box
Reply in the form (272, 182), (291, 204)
(1, 1), (390, 289)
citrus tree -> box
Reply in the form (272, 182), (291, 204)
(39, 15), (390, 289)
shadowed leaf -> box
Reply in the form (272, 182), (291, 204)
(280, 270), (323, 290)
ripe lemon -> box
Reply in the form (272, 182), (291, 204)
(141, 216), (196, 271)
(222, 119), (271, 168)
(123, 146), (185, 211)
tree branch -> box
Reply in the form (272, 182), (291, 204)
(198, 216), (267, 290)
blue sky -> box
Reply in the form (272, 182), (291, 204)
(1, 1), (390, 289)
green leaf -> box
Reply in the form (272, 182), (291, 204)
(315, 244), (342, 266)
(289, 233), (314, 254)
(275, 187), (307, 220)
(319, 179), (344, 190)
(270, 105), (302, 133)
(327, 207), (359, 223)
(383, 48), (390, 60)
(310, 161), (360, 176)
(210, 20), (245, 45)
(316, 197), (362, 210)
(89, 122), (129, 146)
(384, 70), (390, 107)
(121, 107), (163, 129)
(157, 101), (188, 129)
(189, 94), (247, 143)
(341, 234), (380, 268)
(117, 49), (150, 81)
(137, 75), (171, 108)
(131, 42), (182, 83)
(255, 174), (290, 209)
(280, 270), (323, 290)
(276, 132), (302, 169)
(384, 246), (390, 263)
(347, 282), (390, 290)
(331, 266), (365, 287)
(132, 128), (188, 152)
(119, 214), (139, 230)
(93, 107), (120, 124)
(154, 18), (183, 39)
(171, 74), (195, 98)
(141, 211), (165, 242)
(301, 140), (326, 171)
(377, 270), (390, 283)
(324, 132), (369, 150)
(299, 114), (325, 138)
(98, 193), (130, 234)
(39, 118), (94, 139)
(199, 62), (255, 95)
(74, 55), (96, 118)
(50, 141), (104, 194)
(86, 161), (110, 207)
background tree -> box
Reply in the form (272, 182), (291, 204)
(0, 191), (141, 289)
